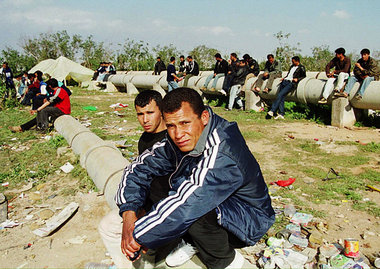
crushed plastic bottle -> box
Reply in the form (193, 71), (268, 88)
(284, 204), (296, 217)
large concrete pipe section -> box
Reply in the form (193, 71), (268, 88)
(54, 115), (129, 209)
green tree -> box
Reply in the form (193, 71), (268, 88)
(189, 45), (219, 70)
(152, 44), (181, 67)
(273, 31), (301, 70)
(116, 39), (153, 71)
(79, 35), (112, 69)
(302, 45), (334, 71)
(1, 47), (36, 74)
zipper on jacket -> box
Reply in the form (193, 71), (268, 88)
(216, 206), (222, 225)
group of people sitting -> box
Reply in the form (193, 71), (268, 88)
(92, 62), (116, 82)
(8, 70), (71, 133)
(162, 47), (379, 119)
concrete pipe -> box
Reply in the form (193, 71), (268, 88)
(54, 115), (129, 209)
(130, 75), (162, 89)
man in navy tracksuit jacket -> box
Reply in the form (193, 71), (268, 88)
(116, 88), (275, 268)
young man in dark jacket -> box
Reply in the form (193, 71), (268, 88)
(183, 56), (199, 87)
(341, 48), (379, 100)
(117, 88), (275, 269)
(226, 61), (249, 111)
(267, 56), (306, 119)
(1, 62), (16, 100)
(222, 53), (240, 95)
(253, 54), (282, 93)
(201, 53), (228, 91)
(154, 57), (166, 75)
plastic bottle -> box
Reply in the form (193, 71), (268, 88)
(284, 204), (296, 217)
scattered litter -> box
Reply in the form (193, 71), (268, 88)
(323, 168), (341, 181)
(366, 185), (380, 193)
(267, 237), (285, 248)
(290, 212), (313, 226)
(109, 103), (128, 108)
(271, 177), (296, 187)
(48, 194), (57, 199)
(283, 205), (296, 217)
(288, 135), (295, 139)
(23, 243), (32, 249)
(25, 215), (33, 220)
(33, 202), (79, 237)
(95, 111), (106, 115)
(60, 162), (74, 173)
(343, 238), (359, 258)
(286, 223), (301, 233)
(289, 232), (308, 248)
(1, 182), (9, 187)
(113, 111), (125, 117)
(0, 219), (20, 228)
(11, 137), (17, 141)
(43, 135), (52, 141)
(319, 243), (342, 258)
(83, 106), (97, 111)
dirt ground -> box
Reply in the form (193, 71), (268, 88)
(1, 93), (380, 268)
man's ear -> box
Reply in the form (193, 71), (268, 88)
(201, 110), (210, 126)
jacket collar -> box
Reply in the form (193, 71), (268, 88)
(189, 106), (213, 156)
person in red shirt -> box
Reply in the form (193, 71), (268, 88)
(9, 78), (71, 133)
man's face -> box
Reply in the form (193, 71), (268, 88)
(187, 57), (192, 62)
(136, 100), (163, 133)
(268, 57), (274, 64)
(164, 102), (209, 153)
(292, 59), (299, 66)
(361, 53), (369, 61)
(230, 55), (236, 61)
(336, 53), (344, 60)
(180, 57), (184, 62)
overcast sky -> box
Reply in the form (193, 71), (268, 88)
(0, 0), (379, 61)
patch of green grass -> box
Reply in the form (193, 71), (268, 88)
(48, 135), (67, 148)
(353, 201), (380, 217)
(358, 169), (380, 183)
(241, 130), (264, 140)
(298, 141), (321, 153)
(359, 142), (380, 153)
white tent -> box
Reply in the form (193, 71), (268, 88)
(29, 56), (94, 83)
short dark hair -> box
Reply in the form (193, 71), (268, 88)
(35, 70), (43, 81)
(180, 55), (185, 59)
(46, 78), (59, 88)
(27, 73), (34, 80)
(170, 56), (175, 62)
(157, 57), (161, 60)
(134, 90), (163, 111)
(335, 47), (346, 55)
(230, 53), (237, 58)
(360, 48), (370, 55)
(267, 54), (274, 59)
(214, 53), (221, 58)
(187, 55), (193, 59)
(2, 62), (8, 66)
(162, 87), (205, 118)
(242, 54), (250, 61)
(292, 56), (300, 62)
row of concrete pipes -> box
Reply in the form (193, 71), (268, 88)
(107, 70), (380, 111)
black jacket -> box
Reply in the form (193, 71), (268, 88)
(231, 64), (249, 86)
(154, 61), (166, 75)
(284, 64), (306, 88)
(214, 59), (228, 75)
(247, 58), (260, 76)
(186, 61), (199, 76)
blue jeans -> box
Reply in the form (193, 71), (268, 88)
(270, 80), (293, 116)
(167, 81), (179, 92)
(344, 76), (374, 96)
(228, 85), (243, 110)
(204, 74), (225, 88)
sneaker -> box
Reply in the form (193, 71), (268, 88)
(318, 97), (327, 104)
(165, 240), (198, 267)
(274, 114), (285, 120)
(8, 126), (23, 133)
(355, 94), (362, 100)
(220, 89), (227, 96)
(267, 111), (274, 117)
(200, 86), (207, 91)
(263, 88), (269, 94)
(334, 91), (348, 98)
(225, 250), (245, 269)
(210, 87), (216, 92)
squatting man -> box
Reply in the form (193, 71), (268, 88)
(105, 88), (275, 269)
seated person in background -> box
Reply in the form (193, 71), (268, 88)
(1, 62), (16, 100)
(266, 56), (306, 120)
(178, 55), (187, 77)
(339, 48), (379, 100)
(226, 60), (249, 111)
(221, 53), (240, 96)
(242, 54), (259, 90)
(9, 78), (71, 133)
(200, 53), (228, 91)
(96, 62), (108, 82)
(154, 57), (166, 75)
(318, 47), (351, 103)
(21, 73), (38, 106)
(167, 57), (183, 92)
(15, 72), (28, 99)
(183, 56), (199, 87)
(32, 70), (49, 110)
(108, 62), (116, 74)
(253, 54), (282, 93)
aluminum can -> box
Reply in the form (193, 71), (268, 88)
(344, 238), (359, 258)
